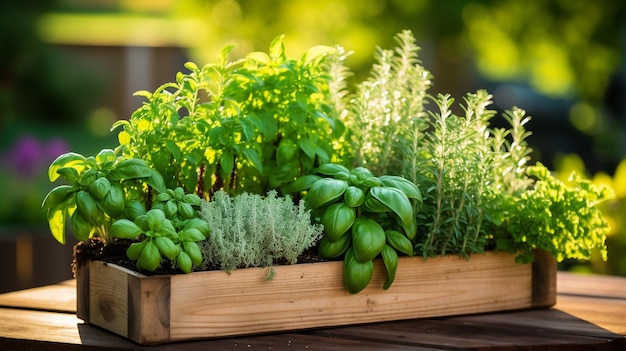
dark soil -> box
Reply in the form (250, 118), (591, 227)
(72, 238), (330, 277)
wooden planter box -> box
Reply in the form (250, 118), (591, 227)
(76, 250), (556, 345)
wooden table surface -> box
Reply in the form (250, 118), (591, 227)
(0, 272), (624, 350)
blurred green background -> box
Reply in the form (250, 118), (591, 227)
(1, 0), (624, 291)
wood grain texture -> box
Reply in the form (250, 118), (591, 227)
(80, 251), (542, 344)
(0, 271), (623, 350)
(87, 260), (130, 338)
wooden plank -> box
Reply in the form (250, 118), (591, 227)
(555, 294), (626, 336)
(312, 317), (622, 350)
(161, 252), (532, 342)
(0, 307), (438, 350)
(558, 272), (626, 300)
(0, 280), (75, 313)
(87, 261), (130, 338)
(532, 249), (557, 307)
(127, 274), (171, 344)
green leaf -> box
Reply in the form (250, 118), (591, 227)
(220, 150), (235, 179)
(299, 138), (316, 160)
(300, 45), (336, 66)
(95, 149), (117, 166)
(75, 190), (103, 226)
(277, 139), (299, 166)
(183, 218), (211, 237)
(154, 236), (180, 261)
(42, 185), (75, 210)
(381, 244), (398, 290)
(369, 187), (414, 230)
(351, 217), (386, 263)
(137, 240), (161, 272)
(146, 169), (167, 194)
(56, 167), (80, 183)
(102, 183), (125, 218)
(378, 175), (422, 202)
(242, 148), (263, 173)
(362, 194), (391, 213)
(306, 178), (349, 209)
(47, 202), (68, 244)
(344, 186), (365, 207)
(290, 174), (322, 192)
(109, 159), (153, 180)
(124, 200), (147, 221)
(182, 228), (205, 242)
(385, 230), (414, 257)
(71, 210), (94, 242)
(48, 152), (86, 182)
(183, 241), (203, 266)
(318, 234), (351, 259)
(269, 34), (286, 62)
(343, 248), (374, 294)
(246, 51), (270, 65)
(126, 241), (146, 261)
(315, 163), (350, 177)
(165, 140), (181, 159)
(109, 219), (143, 239)
(269, 163), (299, 189)
(183, 193), (202, 206)
(176, 250), (192, 273)
(88, 177), (111, 201)
(321, 203), (356, 241)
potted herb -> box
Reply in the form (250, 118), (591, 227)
(42, 31), (612, 344)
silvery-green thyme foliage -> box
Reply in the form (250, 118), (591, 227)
(199, 190), (323, 272)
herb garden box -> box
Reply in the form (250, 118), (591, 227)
(76, 250), (556, 345)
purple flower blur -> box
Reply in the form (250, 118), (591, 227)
(2, 135), (69, 179)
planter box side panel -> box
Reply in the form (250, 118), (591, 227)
(87, 261), (130, 338)
(166, 252), (533, 342)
